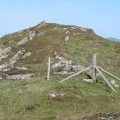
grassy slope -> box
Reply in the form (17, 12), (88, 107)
(0, 77), (120, 120)
(0, 23), (120, 76)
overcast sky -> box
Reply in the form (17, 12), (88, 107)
(0, 0), (120, 39)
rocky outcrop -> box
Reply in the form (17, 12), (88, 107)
(0, 49), (31, 70)
(0, 46), (11, 61)
(52, 52), (85, 74)
(37, 20), (47, 28)
(9, 49), (31, 66)
(28, 30), (35, 40)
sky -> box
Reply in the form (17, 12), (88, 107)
(0, 0), (120, 39)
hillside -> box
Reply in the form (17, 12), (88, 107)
(0, 21), (120, 120)
(0, 21), (120, 78)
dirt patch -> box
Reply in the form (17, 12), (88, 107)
(82, 112), (120, 120)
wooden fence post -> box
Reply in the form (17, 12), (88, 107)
(92, 54), (97, 81)
(47, 57), (51, 80)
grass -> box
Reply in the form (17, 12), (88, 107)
(0, 76), (120, 120)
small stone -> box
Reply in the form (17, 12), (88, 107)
(16, 67), (27, 70)
(65, 31), (69, 34)
(65, 35), (70, 41)
(26, 52), (32, 57)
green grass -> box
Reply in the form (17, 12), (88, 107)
(0, 76), (120, 120)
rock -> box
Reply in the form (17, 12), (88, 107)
(52, 52), (85, 74)
(9, 50), (31, 66)
(6, 74), (34, 80)
(83, 79), (94, 83)
(0, 46), (11, 61)
(49, 90), (66, 98)
(63, 64), (72, 71)
(2, 68), (10, 72)
(0, 48), (31, 71)
(17, 37), (28, 45)
(16, 67), (27, 70)
(52, 62), (62, 69)
(0, 63), (8, 69)
(28, 31), (35, 40)
(37, 20), (46, 28)
(9, 51), (22, 65)
(0, 55), (8, 61)
(52, 52), (72, 70)
(72, 65), (85, 71)
(25, 52), (32, 57)
(65, 35), (70, 41)
(65, 31), (69, 34)
(8, 41), (14, 44)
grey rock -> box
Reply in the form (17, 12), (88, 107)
(65, 35), (70, 41)
(52, 52), (85, 74)
(6, 74), (34, 80)
(17, 37), (28, 45)
(37, 20), (46, 28)
(25, 52), (32, 57)
(65, 31), (69, 34)
(16, 67), (27, 70)
(0, 63), (9, 69)
(49, 90), (66, 98)
(0, 46), (11, 61)
(28, 31), (35, 40)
